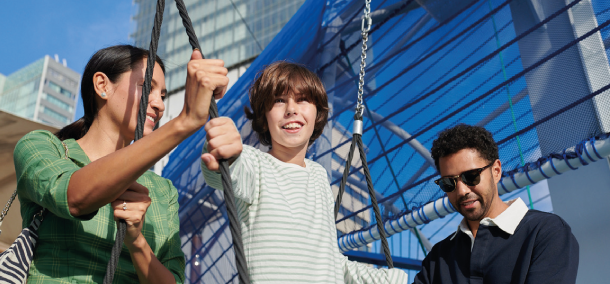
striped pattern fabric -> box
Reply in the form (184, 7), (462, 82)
(202, 144), (408, 283)
(0, 217), (41, 283)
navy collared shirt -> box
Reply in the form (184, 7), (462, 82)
(413, 201), (579, 284)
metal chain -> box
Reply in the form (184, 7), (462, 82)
(356, 0), (372, 117)
(0, 189), (18, 223)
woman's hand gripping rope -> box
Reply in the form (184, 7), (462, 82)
(178, 50), (229, 134)
(111, 182), (151, 248)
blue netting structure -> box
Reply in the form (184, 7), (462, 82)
(162, 0), (610, 282)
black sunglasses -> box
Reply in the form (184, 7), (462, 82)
(434, 161), (495, 193)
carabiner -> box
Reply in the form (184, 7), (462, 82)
(361, 17), (372, 33)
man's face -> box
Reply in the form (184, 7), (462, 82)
(438, 149), (502, 222)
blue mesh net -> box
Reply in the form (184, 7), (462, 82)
(163, 0), (610, 282)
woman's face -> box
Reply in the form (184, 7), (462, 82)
(105, 58), (166, 141)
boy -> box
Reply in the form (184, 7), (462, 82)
(201, 62), (408, 283)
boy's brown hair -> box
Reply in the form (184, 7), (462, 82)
(245, 61), (329, 146)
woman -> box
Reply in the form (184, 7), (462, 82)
(13, 45), (228, 283)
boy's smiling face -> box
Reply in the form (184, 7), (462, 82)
(266, 92), (317, 152)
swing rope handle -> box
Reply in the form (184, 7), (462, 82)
(103, 0), (165, 282)
(354, 128), (394, 268)
(172, 0), (250, 281)
(335, 115), (394, 269)
(335, 0), (394, 269)
(104, 0), (250, 283)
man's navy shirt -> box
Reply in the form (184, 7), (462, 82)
(413, 210), (579, 284)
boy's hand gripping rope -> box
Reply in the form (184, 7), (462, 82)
(334, 0), (394, 269)
(103, 0), (250, 283)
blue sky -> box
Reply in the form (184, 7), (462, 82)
(0, 1), (135, 120)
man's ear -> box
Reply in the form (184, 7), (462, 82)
(93, 72), (110, 100)
(492, 159), (502, 182)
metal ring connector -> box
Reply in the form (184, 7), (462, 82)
(33, 208), (45, 222)
(361, 17), (372, 33)
(353, 119), (364, 135)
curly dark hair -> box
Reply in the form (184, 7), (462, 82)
(244, 61), (329, 146)
(431, 124), (499, 171)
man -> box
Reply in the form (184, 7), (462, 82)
(413, 124), (579, 284)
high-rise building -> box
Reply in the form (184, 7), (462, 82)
(0, 74), (6, 93)
(131, 0), (306, 91)
(0, 56), (80, 127)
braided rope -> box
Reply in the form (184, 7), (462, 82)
(105, 0), (250, 282)
(174, 0), (251, 283)
(354, 128), (394, 268)
(104, 0), (165, 283)
(335, 139), (357, 219)
(334, 121), (395, 269)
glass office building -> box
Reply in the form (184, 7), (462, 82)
(131, 0), (306, 91)
(0, 56), (80, 127)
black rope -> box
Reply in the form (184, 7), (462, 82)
(104, 0), (249, 283)
(103, 0), (165, 282)
(335, 116), (394, 268)
(334, 138), (356, 218)
(354, 131), (394, 268)
(173, 0), (251, 283)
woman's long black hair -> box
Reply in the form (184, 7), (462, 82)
(55, 45), (165, 140)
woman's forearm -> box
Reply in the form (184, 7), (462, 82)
(67, 117), (196, 216)
(127, 235), (178, 284)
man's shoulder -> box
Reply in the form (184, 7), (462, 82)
(522, 210), (568, 225)
(518, 210), (572, 234)
(427, 231), (462, 255)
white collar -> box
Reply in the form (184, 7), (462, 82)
(450, 198), (529, 245)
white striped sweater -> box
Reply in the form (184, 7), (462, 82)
(202, 144), (408, 283)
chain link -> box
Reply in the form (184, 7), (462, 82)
(356, 0), (373, 117)
(0, 189), (17, 223)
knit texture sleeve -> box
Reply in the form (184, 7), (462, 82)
(14, 130), (97, 223)
(201, 142), (259, 204)
(341, 255), (409, 284)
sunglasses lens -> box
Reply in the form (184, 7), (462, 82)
(462, 169), (482, 186)
(438, 178), (456, 193)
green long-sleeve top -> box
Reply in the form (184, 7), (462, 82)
(14, 130), (185, 283)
